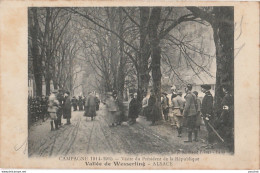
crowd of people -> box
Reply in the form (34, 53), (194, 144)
(137, 83), (234, 152)
(28, 83), (233, 152)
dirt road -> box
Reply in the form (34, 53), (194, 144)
(28, 104), (229, 157)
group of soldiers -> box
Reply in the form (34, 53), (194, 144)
(71, 96), (85, 111)
(140, 83), (234, 152)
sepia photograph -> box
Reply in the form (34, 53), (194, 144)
(28, 7), (234, 156)
(0, 1), (259, 170)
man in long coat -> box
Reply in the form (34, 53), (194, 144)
(219, 84), (234, 152)
(183, 84), (198, 142)
(72, 96), (78, 111)
(85, 92), (97, 121)
(128, 93), (139, 125)
(57, 89), (64, 127)
(201, 84), (214, 146)
(148, 90), (158, 126)
(63, 91), (72, 125)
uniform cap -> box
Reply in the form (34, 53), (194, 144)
(186, 84), (192, 90)
(201, 84), (211, 90)
(193, 91), (198, 96)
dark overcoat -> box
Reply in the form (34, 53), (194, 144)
(201, 91), (213, 117)
(128, 98), (139, 119)
(63, 96), (71, 119)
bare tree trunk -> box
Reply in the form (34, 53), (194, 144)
(149, 7), (162, 121)
(186, 7), (234, 116)
(137, 7), (151, 104)
(46, 76), (51, 95)
(117, 8), (126, 101)
(30, 8), (42, 97)
(212, 7), (234, 116)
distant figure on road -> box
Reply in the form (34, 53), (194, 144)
(78, 96), (84, 111)
(72, 96), (78, 111)
(128, 93), (139, 125)
(96, 96), (100, 111)
(84, 92), (97, 121)
(63, 91), (72, 125)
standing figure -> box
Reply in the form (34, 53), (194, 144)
(57, 89), (64, 127)
(161, 93), (169, 122)
(169, 86), (178, 126)
(78, 96), (84, 111)
(193, 91), (202, 141)
(72, 96), (78, 111)
(96, 96), (100, 111)
(183, 84), (198, 142)
(63, 91), (71, 125)
(201, 84), (214, 147)
(85, 92), (97, 121)
(128, 93), (139, 125)
(148, 90), (157, 126)
(82, 96), (86, 111)
(172, 91), (184, 137)
(219, 84), (234, 152)
(48, 90), (59, 131)
(142, 92), (149, 119)
(106, 92), (118, 127)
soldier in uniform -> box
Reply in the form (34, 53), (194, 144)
(219, 84), (234, 152)
(201, 84), (214, 148)
(161, 93), (169, 122)
(48, 90), (60, 131)
(172, 91), (184, 137)
(183, 84), (198, 142)
(57, 89), (64, 127)
(193, 91), (202, 141)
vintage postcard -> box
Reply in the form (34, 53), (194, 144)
(0, 0), (259, 170)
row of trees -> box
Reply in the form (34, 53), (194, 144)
(29, 8), (82, 96)
(29, 7), (234, 120)
(68, 7), (233, 118)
